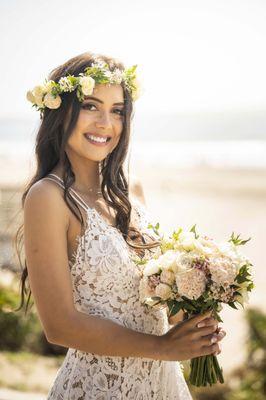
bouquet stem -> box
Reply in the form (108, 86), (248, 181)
(189, 354), (224, 387)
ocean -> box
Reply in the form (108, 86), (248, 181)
(0, 116), (266, 172)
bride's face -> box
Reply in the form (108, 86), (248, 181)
(66, 83), (125, 162)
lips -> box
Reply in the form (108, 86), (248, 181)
(84, 133), (111, 140)
(84, 133), (111, 146)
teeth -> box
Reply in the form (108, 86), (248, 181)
(87, 134), (108, 143)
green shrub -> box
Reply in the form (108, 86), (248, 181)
(225, 308), (266, 400)
(0, 285), (67, 355)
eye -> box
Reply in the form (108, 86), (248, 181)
(81, 103), (97, 111)
(113, 108), (124, 116)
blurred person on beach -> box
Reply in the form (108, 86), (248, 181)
(15, 52), (226, 399)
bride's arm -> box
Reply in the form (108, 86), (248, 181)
(24, 180), (160, 359)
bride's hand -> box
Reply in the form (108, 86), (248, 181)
(168, 311), (226, 356)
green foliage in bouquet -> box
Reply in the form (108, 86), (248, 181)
(137, 222), (254, 387)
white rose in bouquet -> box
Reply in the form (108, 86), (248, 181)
(157, 250), (177, 271)
(143, 259), (161, 276)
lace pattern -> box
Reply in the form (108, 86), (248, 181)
(47, 198), (192, 399)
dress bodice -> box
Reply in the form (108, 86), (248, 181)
(45, 173), (192, 399)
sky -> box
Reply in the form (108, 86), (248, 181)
(1, 0), (266, 120)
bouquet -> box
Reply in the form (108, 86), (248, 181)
(136, 224), (254, 387)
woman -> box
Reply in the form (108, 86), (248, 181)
(17, 52), (226, 399)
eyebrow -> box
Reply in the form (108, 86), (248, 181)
(84, 96), (124, 106)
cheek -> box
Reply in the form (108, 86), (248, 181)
(76, 111), (89, 129)
(115, 118), (124, 135)
(66, 131), (79, 152)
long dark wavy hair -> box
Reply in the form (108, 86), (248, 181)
(15, 51), (160, 315)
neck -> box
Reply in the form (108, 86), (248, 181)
(53, 157), (102, 194)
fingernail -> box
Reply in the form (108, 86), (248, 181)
(218, 331), (225, 338)
(197, 322), (205, 328)
(211, 336), (218, 343)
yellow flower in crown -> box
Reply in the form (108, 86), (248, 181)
(26, 59), (141, 112)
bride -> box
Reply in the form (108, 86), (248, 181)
(16, 52), (226, 399)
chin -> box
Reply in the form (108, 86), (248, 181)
(82, 152), (110, 163)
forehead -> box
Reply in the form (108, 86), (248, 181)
(87, 83), (124, 103)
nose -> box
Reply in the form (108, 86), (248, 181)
(95, 111), (112, 130)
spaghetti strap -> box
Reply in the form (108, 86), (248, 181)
(44, 174), (90, 212)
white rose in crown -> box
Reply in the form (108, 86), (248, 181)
(26, 90), (36, 104)
(79, 76), (95, 96)
(31, 85), (46, 107)
(43, 93), (62, 109)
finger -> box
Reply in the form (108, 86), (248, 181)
(216, 330), (226, 341)
(196, 317), (218, 329)
(199, 330), (226, 344)
(214, 343), (222, 355)
(186, 311), (213, 328)
(192, 324), (218, 339)
(200, 334), (219, 347)
(194, 342), (219, 358)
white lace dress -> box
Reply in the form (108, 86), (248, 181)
(45, 174), (192, 400)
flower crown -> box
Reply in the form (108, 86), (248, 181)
(26, 59), (141, 111)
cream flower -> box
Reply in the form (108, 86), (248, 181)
(32, 85), (46, 107)
(79, 76), (95, 96)
(157, 250), (177, 271)
(155, 283), (172, 300)
(26, 90), (35, 104)
(176, 268), (207, 300)
(160, 269), (175, 285)
(43, 93), (62, 109)
(143, 259), (161, 276)
(208, 256), (237, 286)
(174, 231), (197, 251)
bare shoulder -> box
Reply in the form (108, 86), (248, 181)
(129, 173), (146, 207)
(24, 178), (69, 228)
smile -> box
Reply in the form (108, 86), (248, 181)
(84, 133), (111, 146)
